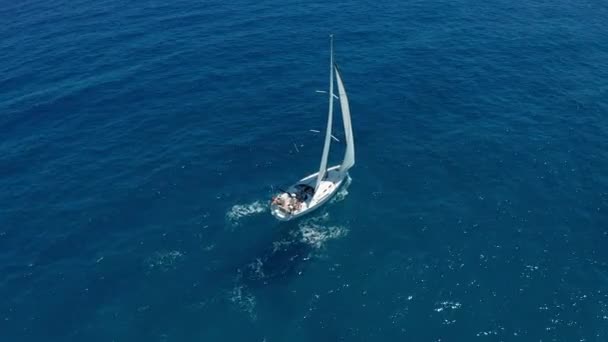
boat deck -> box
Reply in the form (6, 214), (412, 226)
(270, 166), (345, 220)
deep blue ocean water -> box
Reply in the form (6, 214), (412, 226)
(1, 0), (608, 340)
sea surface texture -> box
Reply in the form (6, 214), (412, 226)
(1, 0), (608, 341)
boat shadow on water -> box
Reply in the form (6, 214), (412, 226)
(222, 203), (348, 319)
(236, 218), (315, 288)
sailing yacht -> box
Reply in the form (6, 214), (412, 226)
(270, 36), (355, 221)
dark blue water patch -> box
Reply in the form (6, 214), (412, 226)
(2, 0), (608, 340)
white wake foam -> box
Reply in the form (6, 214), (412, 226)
(434, 301), (462, 312)
(247, 258), (265, 280)
(146, 250), (184, 272)
(330, 174), (352, 203)
(229, 284), (257, 320)
(226, 200), (267, 226)
(297, 213), (348, 249)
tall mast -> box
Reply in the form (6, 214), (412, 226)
(315, 35), (335, 192)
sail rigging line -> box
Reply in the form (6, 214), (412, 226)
(315, 90), (339, 99)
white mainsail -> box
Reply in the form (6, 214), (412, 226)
(335, 64), (355, 173)
(315, 35), (335, 191)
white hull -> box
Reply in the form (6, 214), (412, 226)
(270, 165), (346, 221)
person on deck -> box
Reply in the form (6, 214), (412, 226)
(271, 196), (283, 206)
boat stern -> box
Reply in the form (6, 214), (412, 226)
(270, 204), (292, 221)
